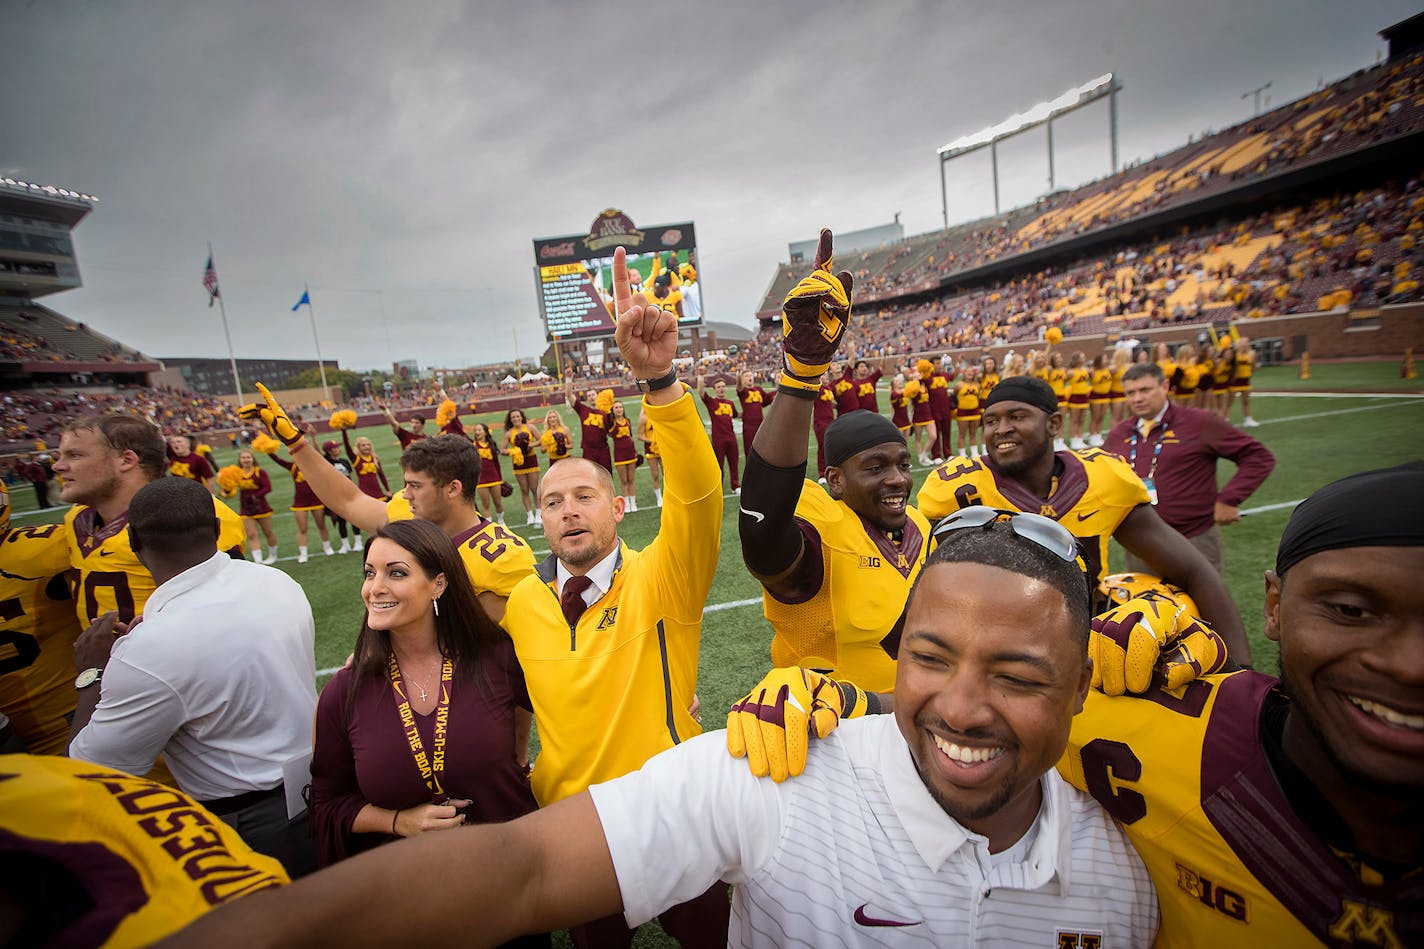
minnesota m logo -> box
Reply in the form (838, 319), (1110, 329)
(1056, 932), (1101, 949)
(1328, 900), (1402, 949)
(596, 607), (618, 630)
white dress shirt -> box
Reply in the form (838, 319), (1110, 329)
(70, 552), (317, 801)
(555, 543), (620, 609)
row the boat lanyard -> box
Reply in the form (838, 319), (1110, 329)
(389, 654), (454, 798)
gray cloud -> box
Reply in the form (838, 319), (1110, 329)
(4, 0), (1415, 371)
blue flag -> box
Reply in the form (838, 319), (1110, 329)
(292, 290), (310, 311)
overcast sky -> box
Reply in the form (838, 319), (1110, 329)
(4, 0), (1418, 372)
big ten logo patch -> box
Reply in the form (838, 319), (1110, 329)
(1056, 932), (1101, 949)
(596, 607), (618, 630)
(858, 555), (882, 569)
(1175, 864), (1248, 922)
(1328, 900), (1403, 949)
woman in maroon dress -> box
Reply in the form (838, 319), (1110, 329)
(233, 449), (278, 564)
(608, 400), (639, 511)
(308, 520), (545, 947)
(341, 430), (391, 500)
(470, 422), (506, 527)
(272, 444), (332, 563)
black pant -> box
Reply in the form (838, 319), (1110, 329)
(207, 788), (319, 879)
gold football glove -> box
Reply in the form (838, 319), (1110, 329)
(726, 667), (868, 782)
(779, 229), (853, 397)
(238, 382), (305, 448)
(1090, 595), (1228, 694)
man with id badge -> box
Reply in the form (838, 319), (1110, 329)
(1107, 362), (1275, 576)
(919, 375), (1254, 666)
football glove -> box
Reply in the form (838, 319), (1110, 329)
(1090, 595), (1228, 695)
(780, 229), (853, 398)
(726, 667), (868, 782)
(238, 383), (305, 448)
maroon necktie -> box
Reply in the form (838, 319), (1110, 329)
(561, 575), (594, 627)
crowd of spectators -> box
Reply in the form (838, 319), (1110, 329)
(1, 385), (243, 451)
(2, 309), (149, 364)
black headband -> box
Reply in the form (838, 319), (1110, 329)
(1276, 461), (1424, 574)
(824, 410), (906, 469)
(982, 376), (1059, 416)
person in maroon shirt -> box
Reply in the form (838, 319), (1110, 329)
(1105, 362), (1276, 575)
(308, 519), (546, 947)
(166, 434), (215, 494)
(272, 436), (334, 563)
(829, 360), (859, 416)
(849, 359), (883, 413)
(566, 387), (612, 473)
(699, 373), (740, 492)
(812, 372), (836, 481)
(233, 449), (278, 564)
(471, 422), (507, 527)
(380, 402), (428, 450)
(736, 370), (773, 461)
(342, 430), (392, 500)
(925, 359), (955, 460)
(608, 401), (639, 510)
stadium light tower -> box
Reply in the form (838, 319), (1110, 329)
(937, 73), (1122, 227)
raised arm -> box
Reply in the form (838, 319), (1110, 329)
(240, 384), (391, 534)
(742, 229), (853, 603)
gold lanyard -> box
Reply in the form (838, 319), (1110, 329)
(388, 654), (454, 798)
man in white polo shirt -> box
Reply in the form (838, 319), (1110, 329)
(68, 476), (318, 878)
(167, 509), (1157, 947)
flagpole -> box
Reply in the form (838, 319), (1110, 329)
(210, 242), (245, 406)
(303, 282), (332, 404)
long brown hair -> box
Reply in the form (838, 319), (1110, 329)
(347, 519), (504, 703)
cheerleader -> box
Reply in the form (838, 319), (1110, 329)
(503, 409), (541, 526)
(471, 423), (506, 526)
(608, 401), (639, 511)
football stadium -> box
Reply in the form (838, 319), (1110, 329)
(3, 5), (1424, 947)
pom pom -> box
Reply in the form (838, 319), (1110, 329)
(435, 399), (458, 428)
(903, 379), (923, 401)
(251, 433), (282, 454)
(216, 465), (245, 494)
(1045, 326), (1064, 346)
(510, 446), (525, 468)
(595, 389), (615, 414)
(915, 358), (934, 378)
(329, 409), (358, 430)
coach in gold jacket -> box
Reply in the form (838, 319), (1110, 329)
(501, 247), (726, 946)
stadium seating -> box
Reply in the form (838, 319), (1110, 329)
(0, 301), (150, 364)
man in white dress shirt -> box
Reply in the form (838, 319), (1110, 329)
(69, 476), (319, 877)
(167, 510), (1157, 947)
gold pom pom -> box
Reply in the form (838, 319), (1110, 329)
(435, 399), (458, 428)
(251, 433), (282, 454)
(595, 389), (615, 413)
(1045, 326), (1064, 345)
(216, 465), (245, 493)
(329, 409), (358, 430)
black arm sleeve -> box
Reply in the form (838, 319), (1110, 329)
(739, 446), (810, 578)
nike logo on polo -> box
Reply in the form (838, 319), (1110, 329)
(98, 549), (116, 556)
(1076, 510), (1096, 521)
(853, 904), (920, 928)
(739, 506), (765, 524)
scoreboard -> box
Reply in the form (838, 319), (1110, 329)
(534, 209), (702, 342)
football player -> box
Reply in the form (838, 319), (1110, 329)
(54, 415), (246, 627)
(740, 229), (929, 695)
(917, 375), (1252, 665)
(0, 482), (82, 754)
(240, 390), (532, 626)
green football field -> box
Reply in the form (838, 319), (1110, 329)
(10, 361), (1422, 946)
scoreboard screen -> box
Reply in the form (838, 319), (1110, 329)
(534, 209), (702, 342)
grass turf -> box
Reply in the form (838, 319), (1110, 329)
(10, 367), (1423, 945)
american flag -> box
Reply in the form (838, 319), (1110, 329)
(203, 255), (221, 307)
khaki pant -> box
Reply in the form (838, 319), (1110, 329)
(1125, 523), (1224, 576)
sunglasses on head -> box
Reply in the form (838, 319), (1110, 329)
(931, 506), (1080, 563)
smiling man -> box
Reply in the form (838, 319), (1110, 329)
(740, 230), (929, 694)
(917, 375), (1253, 665)
(162, 511), (1157, 949)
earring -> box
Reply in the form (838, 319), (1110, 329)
(432, 597), (440, 617)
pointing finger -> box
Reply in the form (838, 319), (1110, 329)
(612, 247), (631, 316)
(815, 228), (834, 272)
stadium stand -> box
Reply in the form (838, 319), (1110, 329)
(750, 49), (1424, 367)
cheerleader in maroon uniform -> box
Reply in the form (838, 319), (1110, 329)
(273, 445), (334, 564)
(736, 370), (772, 462)
(608, 401), (639, 511)
(503, 409), (541, 526)
(539, 409), (573, 463)
(341, 430), (391, 501)
(234, 449), (278, 563)
(698, 374), (740, 493)
(471, 422), (506, 527)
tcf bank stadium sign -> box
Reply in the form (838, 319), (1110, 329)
(534, 209), (696, 263)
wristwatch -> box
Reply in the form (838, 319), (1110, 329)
(75, 667), (103, 690)
(635, 368), (679, 394)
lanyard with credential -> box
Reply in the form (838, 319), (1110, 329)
(388, 654), (454, 799)
(1128, 423), (1167, 486)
